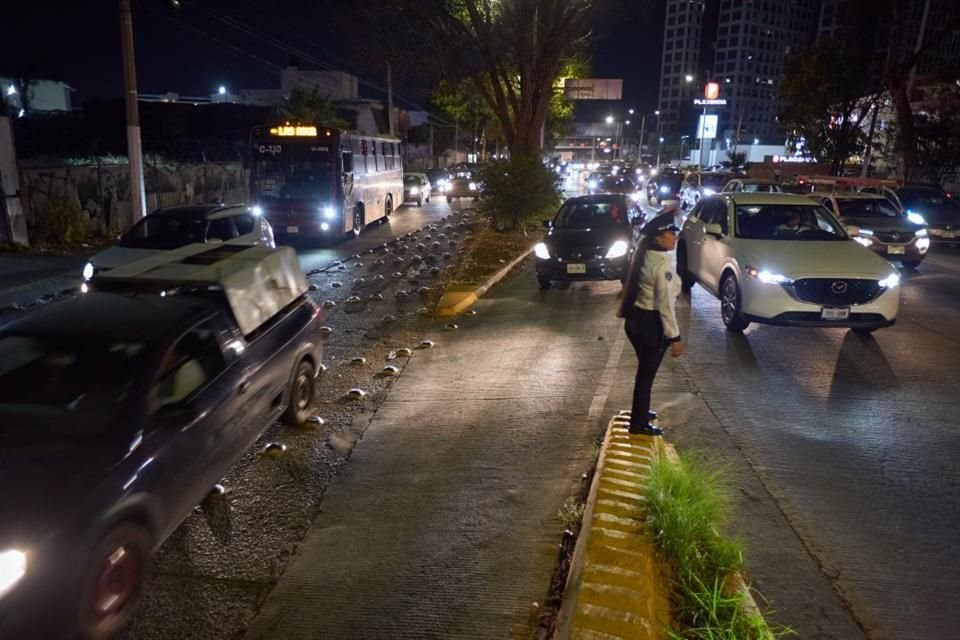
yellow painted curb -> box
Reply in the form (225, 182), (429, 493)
(554, 414), (673, 640)
(436, 246), (534, 316)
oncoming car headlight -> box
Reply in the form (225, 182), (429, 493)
(906, 209), (926, 225)
(879, 273), (900, 289)
(854, 236), (874, 247)
(702, 188), (716, 196)
(588, 180), (598, 190)
(82, 262), (95, 281)
(534, 242), (551, 260)
(468, 182), (478, 191)
(605, 240), (629, 259)
(0, 549), (27, 598)
(659, 185), (670, 193)
(409, 187), (419, 195)
(745, 265), (792, 285)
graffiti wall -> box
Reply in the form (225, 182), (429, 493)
(19, 160), (248, 234)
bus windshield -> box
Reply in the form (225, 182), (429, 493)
(252, 143), (335, 203)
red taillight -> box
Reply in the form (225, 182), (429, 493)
(947, 193), (953, 199)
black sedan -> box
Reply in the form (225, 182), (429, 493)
(0, 291), (322, 639)
(646, 171), (684, 205)
(898, 184), (960, 244)
(535, 194), (645, 289)
(588, 175), (640, 198)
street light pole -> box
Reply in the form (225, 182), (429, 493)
(119, 0), (146, 221)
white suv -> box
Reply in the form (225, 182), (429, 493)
(676, 193), (902, 334)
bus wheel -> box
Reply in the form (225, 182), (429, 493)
(352, 206), (364, 237)
(383, 198), (393, 223)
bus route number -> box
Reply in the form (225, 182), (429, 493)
(258, 144), (282, 155)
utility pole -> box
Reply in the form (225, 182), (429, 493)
(119, 0), (146, 221)
(428, 122), (435, 168)
(0, 98), (28, 245)
(386, 62), (395, 136)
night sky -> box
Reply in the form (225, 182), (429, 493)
(2, 0), (663, 116)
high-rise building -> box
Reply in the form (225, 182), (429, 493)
(656, 0), (708, 135)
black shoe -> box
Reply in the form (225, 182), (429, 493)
(648, 410), (658, 422)
(628, 423), (663, 436)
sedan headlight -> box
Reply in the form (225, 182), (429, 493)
(745, 265), (793, 284)
(82, 262), (95, 281)
(605, 240), (629, 259)
(854, 236), (874, 247)
(702, 188), (716, 196)
(588, 180), (598, 189)
(534, 242), (551, 260)
(879, 273), (901, 288)
(409, 187), (419, 195)
(659, 185), (669, 193)
(630, 192), (642, 201)
(468, 182), (478, 191)
(906, 209), (926, 225)
(0, 549), (26, 598)
(917, 237), (930, 252)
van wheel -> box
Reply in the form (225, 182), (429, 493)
(283, 359), (317, 426)
(77, 523), (152, 640)
(352, 206), (364, 236)
(720, 274), (750, 333)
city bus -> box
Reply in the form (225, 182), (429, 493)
(249, 123), (403, 240)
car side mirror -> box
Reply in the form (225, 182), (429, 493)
(704, 223), (724, 237)
(846, 225), (860, 237)
(543, 219), (552, 228)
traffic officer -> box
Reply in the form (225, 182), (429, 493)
(616, 212), (684, 435)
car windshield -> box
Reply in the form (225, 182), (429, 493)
(404, 175), (421, 186)
(836, 198), (902, 217)
(0, 334), (145, 444)
(736, 204), (847, 240)
(743, 183), (782, 193)
(600, 177), (635, 190)
(118, 212), (207, 250)
(554, 200), (628, 229)
(899, 188), (959, 210)
(702, 174), (731, 188)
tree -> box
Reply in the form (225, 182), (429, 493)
(780, 35), (878, 175)
(912, 81), (960, 180)
(419, 0), (595, 159)
(882, 0), (960, 179)
(279, 87), (348, 128)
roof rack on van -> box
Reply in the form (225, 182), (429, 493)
(90, 243), (309, 336)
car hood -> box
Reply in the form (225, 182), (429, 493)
(0, 441), (126, 544)
(546, 226), (630, 255)
(839, 215), (924, 234)
(89, 245), (165, 271)
(735, 239), (897, 279)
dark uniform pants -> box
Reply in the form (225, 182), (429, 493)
(624, 308), (667, 428)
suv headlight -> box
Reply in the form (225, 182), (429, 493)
(879, 273), (900, 288)
(745, 265), (793, 284)
(906, 209), (926, 225)
(409, 187), (419, 195)
(605, 240), (629, 259)
(854, 236), (874, 247)
(534, 242), (551, 260)
(82, 262), (95, 281)
(0, 549), (26, 598)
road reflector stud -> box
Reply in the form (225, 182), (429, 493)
(346, 296), (362, 305)
(443, 323), (458, 331)
(381, 365), (400, 376)
(369, 293), (384, 301)
(330, 282), (342, 288)
(322, 300), (336, 309)
(417, 340), (435, 349)
(345, 388), (366, 400)
(396, 347), (413, 357)
(351, 356), (367, 365)
(319, 326), (334, 336)
(382, 314), (397, 323)
(308, 284), (318, 292)
(263, 442), (287, 457)
(305, 415), (325, 428)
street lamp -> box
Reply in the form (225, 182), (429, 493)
(6, 85), (15, 96)
(685, 74), (694, 83)
(637, 110), (660, 164)
(680, 135), (690, 162)
(218, 85), (227, 95)
(628, 108), (635, 115)
(605, 115), (614, 124)
(657, 136), (665, 168)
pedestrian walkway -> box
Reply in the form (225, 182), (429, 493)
(246, 282), (629, 639)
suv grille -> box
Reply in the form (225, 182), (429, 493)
(790, 278), (883, 306)
(873, 230), (912, 244)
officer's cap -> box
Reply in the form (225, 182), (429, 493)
(641, 212), (680, 237)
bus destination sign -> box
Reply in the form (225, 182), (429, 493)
(270, 125), (319, 137)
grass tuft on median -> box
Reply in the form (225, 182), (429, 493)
(445, 225), (534, 289)
(644, 453), (794, 639)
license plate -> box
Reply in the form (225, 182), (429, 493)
(943, 231), (956, 239)
(566, 263), (586, 274)
(821, 307), (850, 321)
(886, 245), (905, 255)
(286, 226), (299, 234)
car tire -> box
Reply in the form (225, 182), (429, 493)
(77, 522), (152, 640)
(417, 197), (422, 207)
(720, 274), (750, 333)
(447, 196), (453, 204)
(900, 259), (921, 269)
(677, 243), (696, 292)
(282, 359), (318, 427)
(538, 277), (551, 290)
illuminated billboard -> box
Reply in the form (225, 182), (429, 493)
(563, 79), (623, 100)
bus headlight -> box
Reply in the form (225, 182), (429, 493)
(320, 222), (330, 231)
(0, 549), (26, 598)
(251, 205), (263, 216)
(322, 206), (336, 219)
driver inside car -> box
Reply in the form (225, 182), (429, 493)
(774, 210), (812, 236)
